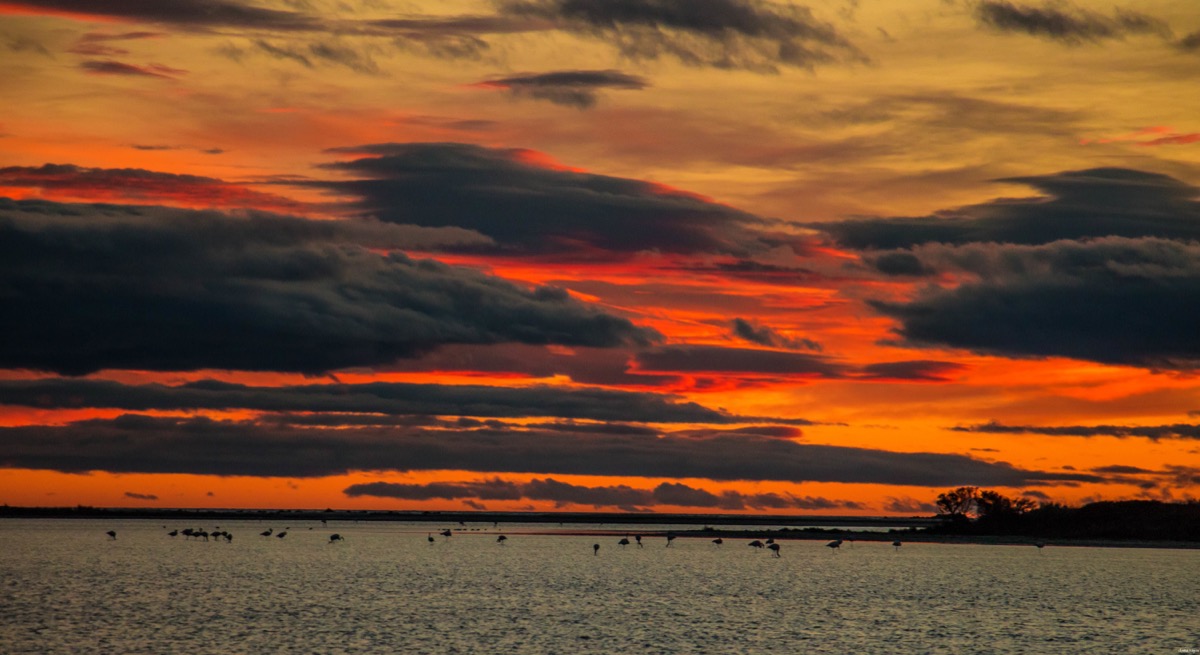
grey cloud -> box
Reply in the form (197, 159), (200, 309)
(124, 492), (159, 500)
(974, 1), (1169, 44)
(312, 142), (778, 257)
(870, 237), (1200, 370)
(730, 318), (821, 351)
(344, 477), (863, 511)
(500, 0), (866, 72)
(635, 345), (844, 376)
(2, 0), (320, 31)
(0, 414), (1100, 486)
(818, 168), (1200, 251)
(0, 377), (739, 424)
(477, 69), (648, 108)
(0, 198), (655, 375)
(857, 360), (966, 382)
(954, 420), (1200, 441)
(80, 60), (183, 78)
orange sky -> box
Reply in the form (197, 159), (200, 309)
(1, 0), (1199, 514)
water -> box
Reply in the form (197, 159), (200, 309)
(2, 519), (1197, 654)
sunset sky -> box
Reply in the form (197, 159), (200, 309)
(2, 0), (1200, 514)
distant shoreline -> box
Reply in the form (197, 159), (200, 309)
(4, 505), (1198, 549)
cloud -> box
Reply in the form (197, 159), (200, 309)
(0, 415), (1098, 486)
(0, 377), (743, 424)
(869, 237), (1200, 370)
(817, 168), (1200, 251)
(856, 360), (966, 382)
(953, 421), (1200, 441)
(635, 345), (843, 376)
(0, 0), (320, 32)
(474, 69), (648, 108)
(312, 142), (780, 257)
(124, 491), (159, 501)
(0, 163), (307, 212)
(499, 0), (866, 72)
(729, 317), (821, 351)
(344, 477), (864, 511)
(79, 60), (186, 78)
(973, 1), (1169, 44)
(0, 198), (655, 375)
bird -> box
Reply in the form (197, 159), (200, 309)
(765, 538), (774, 545)
(748, 540), (764, 549)
(635, 535), (643, 548)
(666, 532), (677, 547)
(427, 533), (435, 544)
(329, 534), (344, 543)
(168, 529), (178, 537)
(224, 532), (233, 543)
(106, 530), (117, 540)
(497, 535), (507, 545)
(712, 538), (723, 546)
(1035, 542), (1046, 550)
(276, 531), (287, 539)
(260, 528), (273, 537)
(768, 543), (781, 557)
(593, 543), (600, 556)
(618, 537), (630, 547)
(440, 529), (452, 538)
(892, 540), (902, 550)
(826, 539), (842, 552)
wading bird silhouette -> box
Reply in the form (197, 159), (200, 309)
(748, 540), (764, 549)
(768, 543), (781, 557)
(593, 544), (600, 556)
(260, 528), (273, 537)
(826, 539), (843, 552)
(892, 540), (902, 550)
(427, 533), (435, 544)
(440, 529), (452, 538)
(712, 538), (723, 546)
(497, 535), (507, 545)
(329, 534), (344, 543)
(168, 529), (178, 537)
(106, 530), (116, 540)
(618, 537), (630, 547)
(276, 531), (287, 539)
(666, 532), (677, 547)
(635, 535), (643, 548)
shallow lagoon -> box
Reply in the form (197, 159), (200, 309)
(2, 518), (1197, 654)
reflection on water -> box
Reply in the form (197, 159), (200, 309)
(2, 519), (1197, 654)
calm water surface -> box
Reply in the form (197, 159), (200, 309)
(2, 519), (1197, 654)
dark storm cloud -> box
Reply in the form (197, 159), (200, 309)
(344, 478), (863, 511)
(79, 60), (185, 78)
(857, 360), (966, 382)
(313, 142), (776, 257)
(0, 378), (739, 424)
(818, 168), (1200, 251)
(0, 415), (1097, 486)
(635, 345), (844, 376)
(0, 198), (656, 375)
(475, 69), (648, 108)
(954, 421), (1200, 441)
(124, 492), (159, 501)
(1178, 30), (1200, 51)
(0, 0), (321, 31)
(499, 0), (866, 72)
(973, 1), (1169, 44)
(870, 237), (1200, 370)
(729, 318), (821, 351)
(383, 343), (681, 387)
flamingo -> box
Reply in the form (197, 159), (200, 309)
(635, 535), (643, 548)
(276, 531), (288, 539)
(593, 543), (600, 556)
(106, 530), (117, 540)
(748, 540), (764, 549)
(497, 535), (507, 545)
(712, 538), (723, 546)
(618, 537), (630, 547)
(666, 532), (677, 547)
(168, 529), (178, 537)
(260, 528), (273, 537)
(892, 540), (902, 550)
(826, 539), (842, 552)
(1035, 542), (1046, 551)
(329, 534), (344, 543)
(427, 533), (435, 544)
(440, 529), (452, 538)
(768, 543), (781, 557)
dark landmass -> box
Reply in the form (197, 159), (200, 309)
(0, 504), (935, 528)
(3, 499), (1196, 549)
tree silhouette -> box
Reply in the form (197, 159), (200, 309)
(935, 486), (979, 521)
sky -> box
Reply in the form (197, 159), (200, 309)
(2, 0), (1199, 515)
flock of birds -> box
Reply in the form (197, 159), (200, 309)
(104, 527), (1047, 553)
